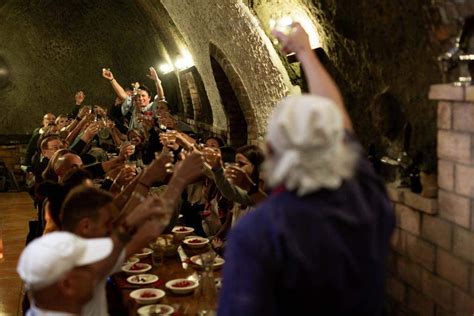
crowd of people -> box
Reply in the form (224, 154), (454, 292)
(17, 24), (394, 315)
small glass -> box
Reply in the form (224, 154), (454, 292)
(150, 242), (164, 267)
(269, 15), (294, 44)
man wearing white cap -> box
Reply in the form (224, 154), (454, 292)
(17, 232), (113, 315)
(218, 25), (394, 315)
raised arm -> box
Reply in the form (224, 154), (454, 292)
(69, 90), (85, 119)
(273, 23), (353, 132)
(102, 68), (129, 101)
(147, 66), (165, 101)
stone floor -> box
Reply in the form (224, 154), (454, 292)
(0, 192), (36, 316)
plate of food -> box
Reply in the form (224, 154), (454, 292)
(134, 247), (153, 258)
(183, 236), (209, 248)
(130, 288), (165, 304)
(171, 226), (194, 236)
(126, 274), (159, 285)
(189, 255), (225, 270)
(121, 263), (152, 275)
(165, 278), (199, 294)
(137, 304), (175, 315)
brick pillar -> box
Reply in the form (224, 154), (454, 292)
(385, 84), (474, 315)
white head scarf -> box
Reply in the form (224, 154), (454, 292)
(264, 94), (359, 196)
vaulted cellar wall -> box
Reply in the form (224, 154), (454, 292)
(0, 0), (170, 135)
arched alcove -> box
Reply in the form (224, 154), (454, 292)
(209, 43), (257, 146)
(179, 68), (213, 124)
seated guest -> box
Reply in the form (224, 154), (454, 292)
(60, 186), (170, 316)
(55, 114), (69, 131)
(54, 153), (83, 182)
(17, 231), (113, 315)
(218, 24), (394, 315)
(58, 151), (204, 316)
(205, 136), (225, 149)
(206, 144), (266, 224)
(38, 168), (94, 234)
(41, 149), (72, 183)
(31, 136), (64, 184)
(25, 113), (56, 167)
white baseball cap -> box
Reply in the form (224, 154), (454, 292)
(17, 231), (113, 290)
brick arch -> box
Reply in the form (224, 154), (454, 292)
(209, 42), (257, 146)
(179, 68), (213, 124)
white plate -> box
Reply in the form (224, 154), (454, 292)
(172, 226), (195, 235)
(183, 237), (209, 248)
(189, 255), (225, 270)
(134, 248), (153, 258)
(130, 288), (165, 305)
(137, 304), (175, 315)
(122, 263), (152, 275)
(165, 278), (199, 294)
(126, 274), (159, 285)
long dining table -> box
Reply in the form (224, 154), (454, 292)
(111, 242), (223, 316)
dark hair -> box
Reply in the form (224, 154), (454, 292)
(36, 181), (68, 229)
(61, 168), (93, 188)
(138, 85), (152, 98)
(61, 186), (113, 232)
(236, 144), (264, 184)
(205, 136), (225, 148)
(39, 135), (61, 151)
(220, 146), (236, 164)
(36, 169), (93, 230)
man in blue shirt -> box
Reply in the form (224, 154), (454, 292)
(218, 24), (394, 316)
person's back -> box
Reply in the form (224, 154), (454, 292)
(218, 24), (394, 316)
(219, 144), (394, 315)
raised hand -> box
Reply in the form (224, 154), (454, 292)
(75, 91), (85, 106)
(224, 165), (254, 191)
(146, 66), (160, 83)
(82, 122), (100, 141)
(106, 118), (115, 129)
(203, 147), (222, 170)
(77, 106), (92, 119)
(139, 150), (174, 186)
(114, 166), (138, 187)
(119, 143), (135, 160)
(102, 68), (114, 81)
(125, 196), (172, 230)
(172, 151), (205, 185)
(272, 22), (311, 56)
(93, 105), (107, 117)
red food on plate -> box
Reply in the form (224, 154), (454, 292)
(140, 291), (157, 298)
(172, 280), (194, 288)
(130, 264), (145, 271)
(187, 239), (203, 244)
(176, 227), (189, 232)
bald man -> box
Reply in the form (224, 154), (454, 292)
(54, 153), (83, 182)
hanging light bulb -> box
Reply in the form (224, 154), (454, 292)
(159, 63), (174, 74)
(175, 51), (194, 71)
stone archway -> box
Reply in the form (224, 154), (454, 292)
(209, 42), (257, 147)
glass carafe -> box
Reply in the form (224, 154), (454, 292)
(196, 250), (218, 315)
